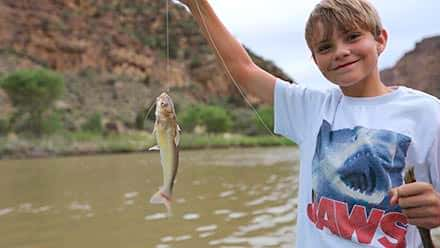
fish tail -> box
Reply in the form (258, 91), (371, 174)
(150, 188), (173, 216)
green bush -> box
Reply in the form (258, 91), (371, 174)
(0, 68), (64, 136)
(1, 69), (64, 112)
(254, 106), (274, 134)
(135, 109), (155, 130)
(135, 110), (146, 130)
(201, 106), (231, 133)
(81, 112), (103, 133)
(0, 118), (9, 135)
(41, 112), (64, 135)
(180, 106), (199, 131)
(180, 104), (231, 133)
(230, 108), (258, 135)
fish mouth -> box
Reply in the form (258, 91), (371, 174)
(155, 93), (176, 117)
(160, 110), (175, 117)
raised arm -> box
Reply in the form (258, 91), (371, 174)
(179, 0), (276, 103)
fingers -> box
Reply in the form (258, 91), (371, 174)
(388, 182), (440, 228)
(396, 182), (434, 197)
(399, 193), (438, 209)
(388, 187), (399, 206)
(402, 206), (438, 218)
(406, 216), (439, 229)
(389, 182), (434, 206)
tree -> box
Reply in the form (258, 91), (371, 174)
(180, 104), (231, 133)
(1, 69), (65, 135)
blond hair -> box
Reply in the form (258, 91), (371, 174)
(305, 0), (383, 51)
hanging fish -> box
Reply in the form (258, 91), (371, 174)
(149, 92), (181, 216)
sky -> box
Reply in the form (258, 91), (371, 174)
(194, 0), (440, 89)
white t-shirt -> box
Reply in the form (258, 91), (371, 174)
(274, 79), (440, 248)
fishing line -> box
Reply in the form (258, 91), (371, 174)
(193, 1), (276, 137)
(145, 0), (171, 121)
(159, 1), (275, 137)
(166, 0), (170, 92)
(144, 98), (156, 121)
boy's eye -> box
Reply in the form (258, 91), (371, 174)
(346, 32), (361, 41)
(317, 44), (332, 53)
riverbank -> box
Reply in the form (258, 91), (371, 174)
(0, 131), (295, 160)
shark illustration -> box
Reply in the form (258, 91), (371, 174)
(312, 120), (412, 215)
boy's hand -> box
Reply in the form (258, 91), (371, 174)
(389, 182), (440, 229)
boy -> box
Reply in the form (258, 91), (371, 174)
(179, 0), (440, 247)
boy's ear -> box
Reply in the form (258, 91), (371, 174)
(376, 29), (388, 55)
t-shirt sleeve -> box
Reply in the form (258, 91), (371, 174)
(273, 78), (327, 145)
(427, 126), (440, 191)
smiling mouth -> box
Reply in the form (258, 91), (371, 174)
(333, 60), (360, 70)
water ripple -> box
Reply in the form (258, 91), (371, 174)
(145, 213), (167, 221)
(18, 203), (33, 212)
(196, 224), (217, 232)
(124, 192), (138, 199)
(214, 209), (231, 215)
(199, 232), (215, 238)
(0, 208), (14, 216)
(183, 213), (200, 220)
(160, 236), (174, 242)
(246, 195), (279, 206)
(227, 212), (247, 220)
(32, 205), (52, 214)
(68, 201), (92, 211)
(219, 190), (235, 198)
(175, 235), (192, 241)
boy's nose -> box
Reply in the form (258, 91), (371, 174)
(334, 45), (351, 60)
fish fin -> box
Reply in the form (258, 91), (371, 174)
(150, 189), (173, 216)
(174, 124), (182, 146)
(152, 123), (157, 136)
(174, 132), (180, 146)
(148, 145), (160, 151)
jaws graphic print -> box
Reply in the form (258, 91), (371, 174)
(307, 120), (412, 247)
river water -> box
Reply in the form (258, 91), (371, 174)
(0, 147), (300, 248)
(1, 146), (439, 248)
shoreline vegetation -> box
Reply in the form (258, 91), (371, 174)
(0, 68), (294, 160)
(0, 131), (295, 160)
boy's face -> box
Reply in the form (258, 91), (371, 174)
(311, 22), (387, 91)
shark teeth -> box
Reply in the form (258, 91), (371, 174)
(336, 176), (386, 204)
